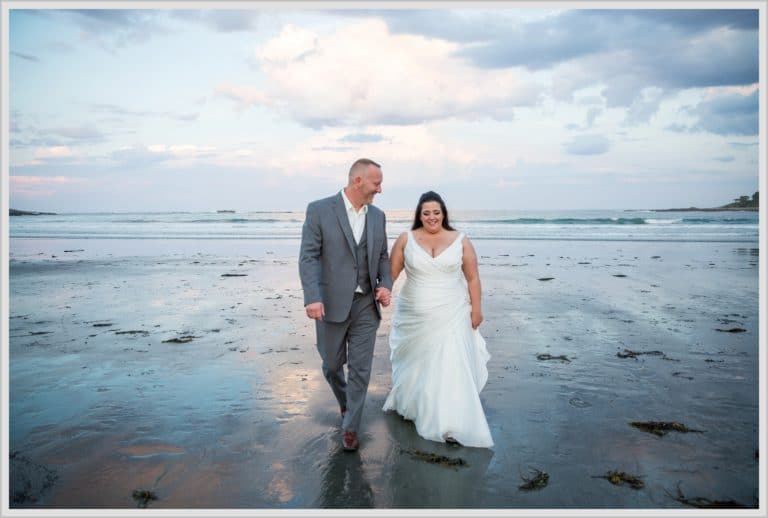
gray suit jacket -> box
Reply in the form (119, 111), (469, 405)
(299, 192), (393, 323)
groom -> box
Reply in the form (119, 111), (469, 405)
(299, 158), (392, 451)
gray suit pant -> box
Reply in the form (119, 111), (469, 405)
(316, 292), (379, 433)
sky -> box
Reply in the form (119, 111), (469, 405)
(5, 4), (764, 212)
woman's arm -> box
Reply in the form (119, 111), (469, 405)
(390, 232), (407, 283)
(461, 236), (483, 329)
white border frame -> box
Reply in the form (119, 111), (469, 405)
(1, 1), (765, 517)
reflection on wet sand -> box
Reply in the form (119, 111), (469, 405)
(315, 445), (374, 508)
(383, 411), (494, 508)
(9, 239), (759, 509)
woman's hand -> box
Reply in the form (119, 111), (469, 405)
(375, 287), (391, 307)
(471, 308), (483, 329)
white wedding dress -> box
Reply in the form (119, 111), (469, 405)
(383, 231), (493, 448)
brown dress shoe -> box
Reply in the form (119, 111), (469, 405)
(342, 431), (359, 451)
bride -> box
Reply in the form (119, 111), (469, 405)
(383, 191), (493, 448)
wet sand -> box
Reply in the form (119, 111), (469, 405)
(7, 238), (760, 509)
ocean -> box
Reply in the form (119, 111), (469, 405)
(8, 209), (760, 244)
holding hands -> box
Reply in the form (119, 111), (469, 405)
(376, 287), (392, 307)
(305, 288), (390, 322)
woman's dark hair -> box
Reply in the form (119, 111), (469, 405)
(411, 191), (455, 231)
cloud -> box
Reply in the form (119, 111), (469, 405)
(623, 87), (664, 126)
(171, 10), (260, 32)
(11, 145), (86, 167)
(222, 19), (539, 127)
(89, 103), (199, 122)
(11, 175), (79, 185)
(460, 13), (603, 71)
(264, 124), (476, 186)
(10, 175), (83, 198)
(11, 136), (62, 149)
(34, 146), (75, 159)
(691, 90), (758, 136)
(339, 133), (385, 143)
(150, 144), (218, 160)
(108, 144), (221, 170)
(13, 10), (173, 54)
(565, 105), (604, 132)
(586, 107), (602, 128)
(457, 10), (757, 81)
(563, 134), (611, 155)
(619, 9), (758, 32)
(318, 10), (758, 129)
(374, 8), (758, 54)
(214, 83), (271, 110)
(334, 9), (505, 43)
(257, 21), (318, 64)
(110, 145), (174, 167)
(53, 9), (169, 51)
(665, 123), (692, 133)
(713, 155), (735, 163)
(454, 9), (758, 121)
(11, 51), (39, 62)
(11, 118), (118, 150)
(51, 125), (107, 143)
(311, 146), (359, 152)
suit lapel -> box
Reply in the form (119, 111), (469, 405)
(366, 208), (375, 270)
(333, 193), (357, 256)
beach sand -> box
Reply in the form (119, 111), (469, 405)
(7, 238), (760, 509)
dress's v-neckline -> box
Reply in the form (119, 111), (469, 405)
(410, 231), (462, 260)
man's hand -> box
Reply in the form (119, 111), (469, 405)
(375, 287), (391, 307)
(305, 302), (325, 320)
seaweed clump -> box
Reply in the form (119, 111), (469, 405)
(9, 452), (58, 504)
(617, 349), (663, 359)
(132, 489), (158, 508)
(629, 421), (703, 437)
(617, 348), (678, 361)
(401, 448), (467, 469)
(593, 470), (644, 489)
(667, 484), (750, 508)
(162, 335), (197, 344)
(536, 354), (571, 363)
(519, 468), (549, 491)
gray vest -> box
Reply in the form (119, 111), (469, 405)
(355, 223), (371, 294)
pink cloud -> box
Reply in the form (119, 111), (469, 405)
(11, 175), (79, 185)
(10, 175), (83, 198)
(33, 146), (75, 159)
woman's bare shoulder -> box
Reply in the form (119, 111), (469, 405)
(394, 231), (409, 248)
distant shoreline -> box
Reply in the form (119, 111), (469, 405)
(10, 209), (57, 216)
(651, 207), (758, 212)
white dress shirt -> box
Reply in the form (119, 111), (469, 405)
(341, 188), (367, 244)
(341, 188), (368, 293)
